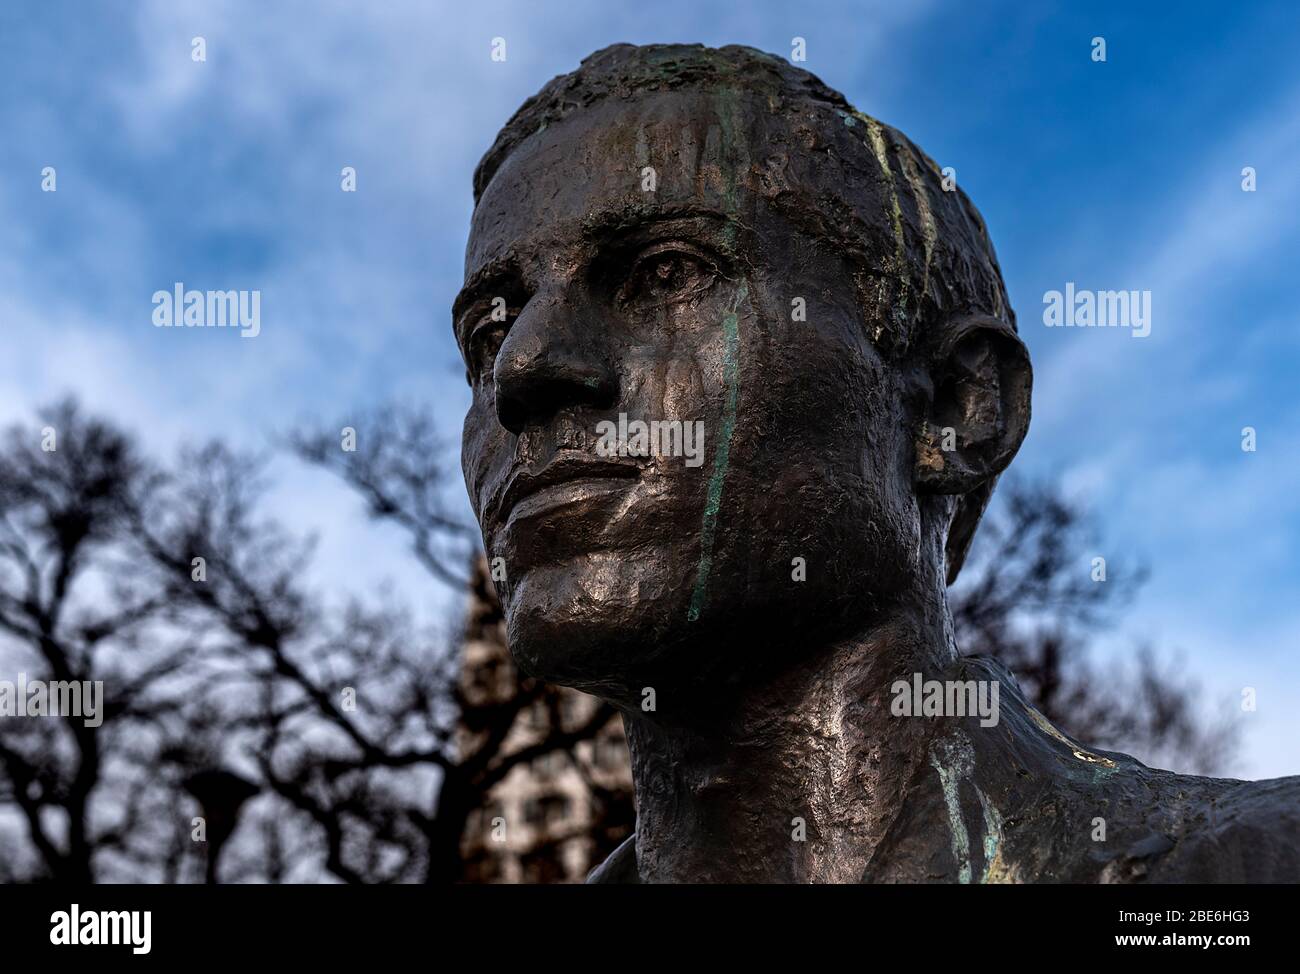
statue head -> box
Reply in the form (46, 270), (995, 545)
(456, 44), (1031, 707)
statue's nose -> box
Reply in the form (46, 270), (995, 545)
(493, 291), (618, 435)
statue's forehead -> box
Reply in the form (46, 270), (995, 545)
(466, 89), (779, 276)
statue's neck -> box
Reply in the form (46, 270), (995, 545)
(623, 609), (958, 883)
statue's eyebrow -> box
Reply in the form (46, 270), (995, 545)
(579, 205), (733, 244)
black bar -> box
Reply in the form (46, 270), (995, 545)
(2, 883), (1288, 961)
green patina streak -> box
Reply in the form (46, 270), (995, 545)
(932, 738), (1010, 883)
(864, 117), (911, 332)
(896, 143), (936, 324)
(929, 750), (972, 884)
(974, 785), (1004, 883)
(713, 86), (745, 247)
(687, 88), (748, 622)
(688, 283), (747, 622)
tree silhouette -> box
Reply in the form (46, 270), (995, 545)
(0, 400), (214, 882)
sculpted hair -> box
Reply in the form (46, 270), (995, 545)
(473, 43), (1021, 581)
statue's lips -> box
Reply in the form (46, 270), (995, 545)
(489, 456), (641, 528)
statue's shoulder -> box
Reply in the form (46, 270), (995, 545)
(891, 658), (1300, 883)
(1137, 773), (1300, 883)
(586, 833), (640, 884)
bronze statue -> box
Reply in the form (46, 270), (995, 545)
(455, 43), (1300, 883)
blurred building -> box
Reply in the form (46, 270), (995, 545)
(457, 557), (634, 883)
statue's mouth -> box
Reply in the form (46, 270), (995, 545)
(488, 454), (641, 527)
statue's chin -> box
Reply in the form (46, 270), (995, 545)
(501, 561), (682, 689)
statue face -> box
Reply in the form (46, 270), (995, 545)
(458, 88), (925, 698)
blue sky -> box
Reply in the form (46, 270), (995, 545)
(2, 0), (1297, 777)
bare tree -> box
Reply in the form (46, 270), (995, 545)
(0, 400), (215, 882)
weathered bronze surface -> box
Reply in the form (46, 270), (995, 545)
(456, 43), (1300, 883)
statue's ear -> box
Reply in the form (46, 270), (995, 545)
(915, 316), (1032, 494)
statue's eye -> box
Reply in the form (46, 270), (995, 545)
(621, 245), (717, 307)
(467, 307), (518, 384)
